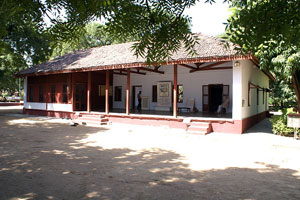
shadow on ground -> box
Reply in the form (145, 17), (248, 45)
(244, 118), (273, 134)
(0, 114), (299, 199)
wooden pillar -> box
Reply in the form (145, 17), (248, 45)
(105, 70), (110, 114)
(71, 73), (75, 111)
(173, 64), (178, 117)
(87, 71), (91, 112)
(126, 69), (130, 115)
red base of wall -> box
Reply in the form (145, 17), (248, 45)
(242, 111), (268, 133)
(0, 102), (24, 106)
(24, 108), (74, 119)
(23, 109), (268, 134)
(106, 115), (187, 129)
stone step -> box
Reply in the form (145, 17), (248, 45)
(188, 122), (210, 127)
(77, 117), (109, 123)
(78, 114), (105, 118)
(186, 130), (208, 135)
(186, 122), (212, 135)
(187, 126), (210, 132)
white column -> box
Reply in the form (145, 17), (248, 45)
(232, 61), (242, 120)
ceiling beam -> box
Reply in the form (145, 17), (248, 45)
(194, 66), (233, 72)
(190, 61), (228, 73)
(195, 62), (205, 68)
(178, 64), (197, 70)
(138, 67), (164, 74)
(113, 72), (127, 76)
(120, 69), (146, 75)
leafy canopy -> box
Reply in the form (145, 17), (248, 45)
(0, 0), (219, 92)
(225, 0), (300, 109)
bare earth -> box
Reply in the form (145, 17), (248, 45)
(0, 106), (300, 200)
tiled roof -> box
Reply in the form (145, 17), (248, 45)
(17, 33), (249, 77)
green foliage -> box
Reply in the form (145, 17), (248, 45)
(225, 0), (300, 111)
(270, 108), (297, 136)
(50, 23), (118, 58)
(1, 0), (221, 93)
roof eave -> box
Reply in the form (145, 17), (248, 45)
(16, 54), (252, 77)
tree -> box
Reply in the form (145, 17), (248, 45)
(1, 0), (220, 93)
(1, 0), (218, 64)
(225, 0), (300, 111)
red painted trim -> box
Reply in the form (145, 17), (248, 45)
(126, 69), (130, 115)
(23, 108), (74, 119)
(241, 111), (268, 133)
(0, 102), (24, 106)
(87, 72), (91, 112)
(22, 108), (267, 134)
(105, 70), (109, 114)
(71, 73), (74, 111)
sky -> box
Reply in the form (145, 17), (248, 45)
(184, 1), (232, 36)
(43, 1), (231, 36)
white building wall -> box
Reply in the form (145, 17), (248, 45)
(47, 103), (73, 112)
(240, 60), (269, 119)
(232, 61), (243, 120)
(24, 102), (47, 110)
(113, 62), (233, 112)
(24, 102), (72, 112)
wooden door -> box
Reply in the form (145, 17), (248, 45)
(202, 85), (209, 112)
(75, 83), (87, 111)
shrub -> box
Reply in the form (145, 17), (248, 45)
(270, 108), (298, 136)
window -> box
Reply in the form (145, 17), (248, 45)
(114, 86), (122, 101)
(152, 85), (157, 102)
(28, 85), (34, 102)
(39, 85), (44, 102)
(51, 85), (56, 103)
(257, 88), (259, 105)
(263, 89), (265, 104)
(63, 84), (68, 103)
(177, 85), (183, 103)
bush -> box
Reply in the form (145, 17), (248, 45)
(270, 108), (298, 136)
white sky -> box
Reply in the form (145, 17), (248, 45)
(184, 1), (231, 36)
(43, 1), (231, 36)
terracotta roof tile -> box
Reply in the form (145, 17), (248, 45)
(17, 33), (247, 76)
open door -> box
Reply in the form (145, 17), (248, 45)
(202, 85), (209, 112)
(75, 83), (87, 111)
(202, 84), (230, 113)
(132, 86), (142, 110)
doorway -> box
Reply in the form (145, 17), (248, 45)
(75, 83), (87, 111)
(132, 86), (142, 110)
(203, 84), (229, 113)
(209, 85), (223, 112)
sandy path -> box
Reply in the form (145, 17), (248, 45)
(0, 106), (300, 200)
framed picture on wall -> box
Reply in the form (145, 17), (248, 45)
(159, 83), (169, 97)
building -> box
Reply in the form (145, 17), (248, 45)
(16, 34), (274, 134)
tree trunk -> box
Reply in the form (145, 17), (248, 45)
(292, 72), (300, 113)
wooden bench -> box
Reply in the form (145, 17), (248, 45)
(178, 107), (191, 112)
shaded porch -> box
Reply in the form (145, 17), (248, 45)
(90, 108), (232, 119)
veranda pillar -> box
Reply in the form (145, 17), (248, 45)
(105, 70), (110, 114)
(126, 69), (130, 115)
(173, 64), (178, 117)
(87, 71), (91, 112)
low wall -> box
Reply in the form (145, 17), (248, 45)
(106, 114), (187, 129)
(24, 108), (74, 119)
(0, 102), (24, 106)
(22, 109), (268, 134)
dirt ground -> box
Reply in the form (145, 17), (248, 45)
(0, 106), (300, 200)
